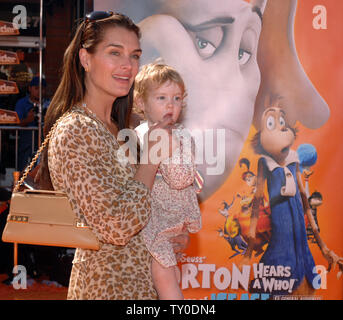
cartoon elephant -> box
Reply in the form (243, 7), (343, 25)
(97, 0), (330, 201)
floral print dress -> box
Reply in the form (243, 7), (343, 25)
(135, 122), (202, 267)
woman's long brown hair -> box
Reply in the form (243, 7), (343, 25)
(38, 13), (141, 189)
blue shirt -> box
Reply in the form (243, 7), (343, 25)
(15, 95), (38, 126)
(15, 95), (50, 146)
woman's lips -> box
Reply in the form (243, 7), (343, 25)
(112, 74), (130, 83)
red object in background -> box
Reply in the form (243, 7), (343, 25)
(0, 21), (19, 36)
(0, 109), (20, 124)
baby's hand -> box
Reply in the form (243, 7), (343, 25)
(142, 115), (178, 164)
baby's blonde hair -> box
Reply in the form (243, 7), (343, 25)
(133, 62), (187, 115)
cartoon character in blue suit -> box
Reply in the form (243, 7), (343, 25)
(243, 98), (342, 295)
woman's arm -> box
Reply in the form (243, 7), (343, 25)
(50, 115), (153, 246)
(134, 163), (159, 191)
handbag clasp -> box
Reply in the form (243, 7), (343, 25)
(76, 220), (88, 228)
(9, 215), (29, 223)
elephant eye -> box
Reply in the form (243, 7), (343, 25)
(189, 26), (224, 60)
(239, 28), (257, 67)
(196, 37), (216, 59)
(238, 48), (251, 65)
(266, 116), (276, 130)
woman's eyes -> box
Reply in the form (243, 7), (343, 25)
(109, 51), (141, 60)
(131, 54), (141, 60)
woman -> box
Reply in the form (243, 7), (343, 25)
(39, 12), (187, 300)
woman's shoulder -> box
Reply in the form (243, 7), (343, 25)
(48, 107), (106, 152)
(55, 106), (99, 134)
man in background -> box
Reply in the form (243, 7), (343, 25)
(15, 76), (49, 172)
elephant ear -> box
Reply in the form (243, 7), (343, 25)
(251, 0), (267, 13)
(253, 0), (330, 130)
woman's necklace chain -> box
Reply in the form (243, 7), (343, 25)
(81, 102), (117, 136)
(81, 103), (135, 167)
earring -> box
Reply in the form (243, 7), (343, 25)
(84, 66), (89, 72)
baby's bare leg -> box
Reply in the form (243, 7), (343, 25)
(151, 258), (184, 300)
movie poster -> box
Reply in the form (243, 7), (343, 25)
(95, 0), (343, 300)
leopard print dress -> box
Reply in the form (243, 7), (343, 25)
(48, 106), (157, 300)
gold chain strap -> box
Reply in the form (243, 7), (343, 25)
(13, 112), (72, 193)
